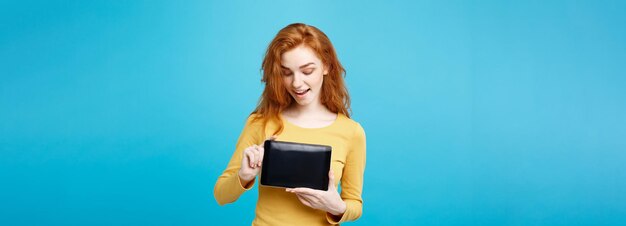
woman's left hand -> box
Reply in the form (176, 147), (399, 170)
(286, 170), (346, 216)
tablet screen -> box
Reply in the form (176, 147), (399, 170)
(260, 140), (332, 190)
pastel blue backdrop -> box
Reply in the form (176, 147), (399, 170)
(1, 1), (625, 225)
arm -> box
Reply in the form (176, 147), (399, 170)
(213, 115), (264, 205)
(327, 123), (366, 224)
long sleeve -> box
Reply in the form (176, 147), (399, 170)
(327, 123), (367, 224)
(214, 115), (265, 205)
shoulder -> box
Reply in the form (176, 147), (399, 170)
(339, 114), (366, 138)
(246, 113), (261, 122)
(242, 113), (266, 130)
(235, 113), (267, 143)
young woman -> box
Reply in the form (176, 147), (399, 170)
(214, 23), (366, 225)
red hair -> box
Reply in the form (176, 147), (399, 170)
(252, 23), (351, 135)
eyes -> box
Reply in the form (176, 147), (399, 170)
(282, 68), (315, 76)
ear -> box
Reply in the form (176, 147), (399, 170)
(323, 65), (329, 75)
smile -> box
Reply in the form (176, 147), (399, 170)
(294, 89), (310, 98)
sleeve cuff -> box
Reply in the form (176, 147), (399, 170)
(237, 175), (255, 191)
(326, 212), (343, 225)
(325, 201), (350, 224)
(326, 200), (362, 224)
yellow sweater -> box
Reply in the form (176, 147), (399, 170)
(214, 113), (366, 225)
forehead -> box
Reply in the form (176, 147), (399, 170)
(281, 45), (322, 68)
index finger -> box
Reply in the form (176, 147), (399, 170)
(288, 187), (318, 196)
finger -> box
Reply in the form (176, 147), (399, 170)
(296, 193), (315, 202)
(244, 149), (255, 168)
(328, 169), (335, 189)
(257, 146), (264, 167)
(290, 187), (318, 196)
(242, 147), (251, 158)
(288, 188), (318, 202)
(295, 194), (313, 207)
(246, 148), (254, 168)
(254, 145), (263, 167)
(251, 145), (260, 168)
(295, 192), (318, 202)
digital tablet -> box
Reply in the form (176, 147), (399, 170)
(260, 140), (332, 190)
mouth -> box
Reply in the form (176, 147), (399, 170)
(294, 88), (311, 98)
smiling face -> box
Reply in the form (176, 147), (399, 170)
(281, 45), (329, 107)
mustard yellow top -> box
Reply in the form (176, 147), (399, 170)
(214, 113), (366, 225)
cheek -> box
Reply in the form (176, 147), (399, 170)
(282, 76), (291, 87)
(312, 74), (324, 88)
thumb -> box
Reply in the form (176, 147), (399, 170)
(328, 169), (336, 189)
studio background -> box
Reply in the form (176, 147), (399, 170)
(1, 1), (625, 225)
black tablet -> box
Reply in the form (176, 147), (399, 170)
(260, 140), (332, 190)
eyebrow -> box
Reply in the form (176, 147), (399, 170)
(281, 62), (316, 69)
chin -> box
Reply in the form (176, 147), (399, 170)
(291, 97), (313, 106)
(294, 100), (312, 106)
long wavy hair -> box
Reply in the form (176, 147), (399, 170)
(252, 23), (351, 135)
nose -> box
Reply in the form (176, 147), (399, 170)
(291, 73), (304, 88)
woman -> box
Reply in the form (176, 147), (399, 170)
(214, 23), (366, 225)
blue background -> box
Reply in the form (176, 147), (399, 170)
(1, 0), (625, 225)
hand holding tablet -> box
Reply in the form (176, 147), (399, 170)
(238, 135), (277, 187)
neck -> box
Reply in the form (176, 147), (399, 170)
(288, 99), (332, 117)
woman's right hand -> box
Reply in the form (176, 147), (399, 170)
(238, 135), (278, 186)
